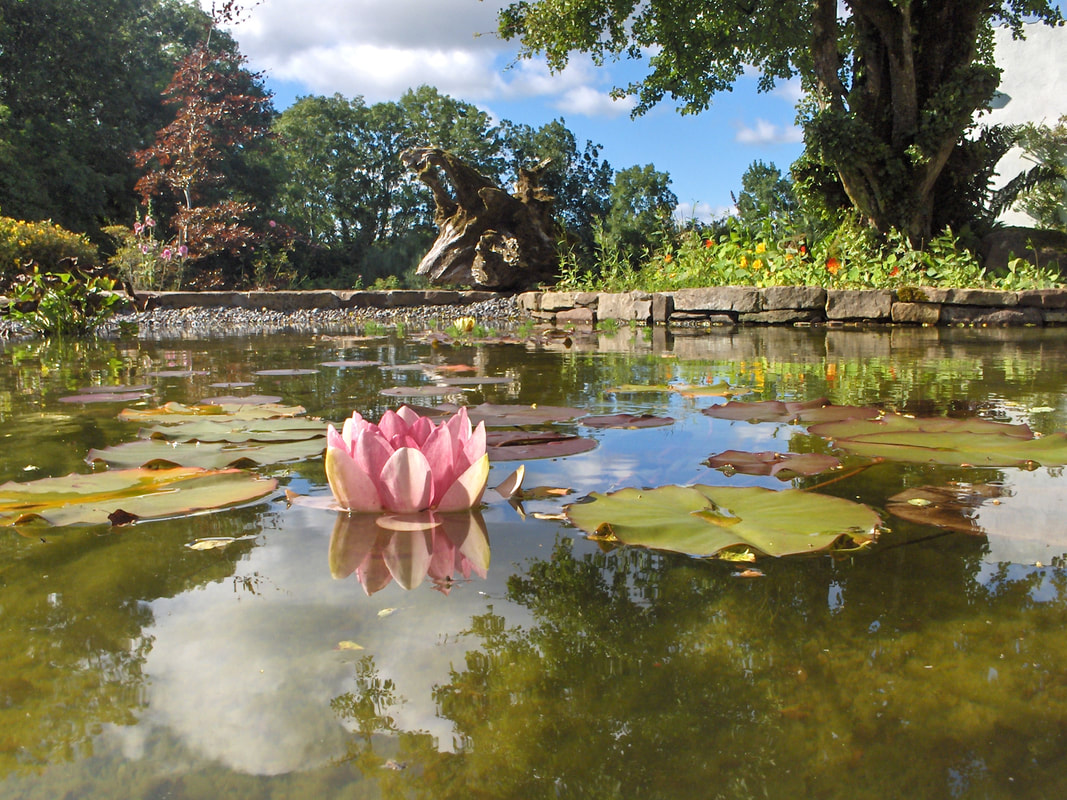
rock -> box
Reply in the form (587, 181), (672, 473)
(672, 287), (761, 314)
(597, 292), (653, 323)
(826, 290), (893, 321)
(403, 147), (559, 291)
(892, 302), (941, 324)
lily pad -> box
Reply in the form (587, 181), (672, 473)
(146, 370), (210, 377)
(885, 483), (1005, 534)
(59, 390), (151, 404)
(703, 399), (880, 424)
(808, 413), (1067, 467)
(580, 413), (675, 429)
(119, 402), (307, 422)
(437, 402), (589, 427)
(86, 438), (325, 469)
(380, 385), (466, 397)
(673, 382), (745, 398)
(74, 384), (154, 394)
(209, 381), (255, 388)
(705, 450), (842, 479)
(319, 360), (383, 368)
(201, 394), (284, 406)
(253, 369), (320, 376)
(0, 467), (277, 527)
(437, 376), (513, 386)
(486, 430), (597, 461)
(565, 484), (880, 558)
(140, 417), (326, 443)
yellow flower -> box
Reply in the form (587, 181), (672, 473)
(784, 252), (794, 261)
(755, 242), (767, 254)
(454, 316), (476, 332)
(752, 258), (763, 271)
(739, 256), (748, 268)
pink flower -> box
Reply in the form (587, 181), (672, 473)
(268, 219), (276, 228)
(326, 405), (489, 513)
(145, 216), (156, 228)
(134, 222), (144, 235)
(178, 245), (188, 257)
(161, 248), (172, 260)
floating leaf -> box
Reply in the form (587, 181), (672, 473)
(608, 384), (675, 394)
(565, 484), (880, 558)
(703, 399), (879, 424)
(885, 484), (1006, 534)
(0, 468), (277, 527)
(808, 413), (1067, 467)
(146, 370), (209, 378)
(254, 369), (320, 376)
(494, 465), (525, 498)
(673, 382), (743, 398)
(201, 394), (284, 406)
(438, 402), (588, 427)
(581, 413), (675, 429)
(487, 430), (597, 461)
(209, 381), (255, 388)
(86, 438), (325, 469)
(319, 360), (383, 368)
(140, 417), (326, 444)
(119, 402), (306, 422)
(336, 640), (364, 651)
(186, 537), (238, 550)
(705, 450), (842, 479)
(437, 376), (513, 386)
(75, 384), (153, 394)
(380, 385), (464, 397)
(59, 390), (151, 404)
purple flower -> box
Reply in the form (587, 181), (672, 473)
(178, 245), (188, 257)
(162, 248), (172, 260)
(134, 222), (144, 235)
(145, 216), (156, 228)
(141, 244), (150, 254)
(268, 219), (276, 228)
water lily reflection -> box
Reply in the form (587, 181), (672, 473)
(328, 510), (490, 595)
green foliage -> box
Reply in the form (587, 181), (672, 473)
(103, 210), (188, 290)
(1009, 115), (1067, 232)
(0, 215), (98, 291)
(5, 264), (121, 337)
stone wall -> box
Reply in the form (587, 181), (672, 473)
(518, 287), (1067, 327)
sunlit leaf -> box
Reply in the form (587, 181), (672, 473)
(186, 537), (238, 550)
(608, 384), (675, 394)
(494, 465), (525, 498)
(119, 402), (307, 422)
(705, 450), (842, 479)
(319, 360), (383, 368)
(140, 417), (326, 443)
(0, 468), (277, 527)
(581, 413), (675, 429)
(253, 369), (319, 376)
(201, 394), (284, 405)
(381, 385), (465, 397)
(565, 484), (880, 558)
(146, 370), (209, 377)
(86, 438), (325, 469)
(336, 641), (364, 651)
(487, 430), (597, 461)
(808, 413), (1067, 466)
(59, 390), (151, 404)
(673, 382), (744, 398)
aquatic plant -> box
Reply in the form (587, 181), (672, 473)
(325, 405), (489, 513)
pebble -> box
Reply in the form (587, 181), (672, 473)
(1, 295), (521, 342)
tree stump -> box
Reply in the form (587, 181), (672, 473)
(402, 147), (559, 291)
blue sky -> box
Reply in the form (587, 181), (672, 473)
(213, 0), (806, 222)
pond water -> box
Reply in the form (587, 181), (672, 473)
(2, 324), (1067, 799)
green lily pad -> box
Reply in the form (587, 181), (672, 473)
(565, 484), (880, 558)
(201, 394), (284, 406)
(139, 417), (326, 443)
(86, 438), (325, 469)
(705, 450), (842, 479)
(0, 467), (277, 527)
(118, 402), (307, 423)
(580, 413), (675, 429)
(437, 402), (589, 427)
(807, 413), (1067, 466)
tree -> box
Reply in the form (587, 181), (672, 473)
(0, 0), (209, 236)
(499, 118), (614, 254)
(734, 161), (800, 235)
(1009, 115), (1067, 232)
(499, 0), (1064, 246)
(133, 31), (275, 279)
(602, 164), (677, 261)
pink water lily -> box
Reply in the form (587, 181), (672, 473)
(325, 405), (489, 513)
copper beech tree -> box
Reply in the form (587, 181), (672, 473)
(133, 18), (274, 281)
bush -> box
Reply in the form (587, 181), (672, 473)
(0, 215), (99, 292)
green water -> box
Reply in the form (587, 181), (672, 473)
(2, 325), (1067, 799)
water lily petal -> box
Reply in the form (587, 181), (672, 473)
(408, 414), (434, 447)
(353, 427), (394, 477)
(436, 453), (490, 512)
(378, 409), (411, 446)
(325, 447), (383, 511)
(379, 447), (434, 512)
(396, 405), (422, 427)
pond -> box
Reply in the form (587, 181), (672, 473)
(2, 323), (1067, 799)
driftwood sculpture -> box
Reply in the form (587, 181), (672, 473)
(402, 147), (559, 291)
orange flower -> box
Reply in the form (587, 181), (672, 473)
(826, 257), (841, 275)
(705, 239), (713, 248)
(889, 265), (900, 277)
(664, 253), (674, 263)
(799, 244), (807, 254)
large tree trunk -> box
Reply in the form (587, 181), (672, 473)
(809, 0), (996, 245)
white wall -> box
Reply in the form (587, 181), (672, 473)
(983, 22), (1067, 226)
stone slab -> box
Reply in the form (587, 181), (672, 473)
(891, 302), (941, 325)
(738, 309), (823, 325)
(760, 285), (826, 310)
(1017, 289), (1067, 309)
(826, 290), (893, 320)
(672, 286), (760, 313)
(940, 305), (1042, 325)
(597, 291), (653, 323)
(555, 307), (595, 325)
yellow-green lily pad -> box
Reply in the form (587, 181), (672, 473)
(139, 417), (326, 443)
(118, 401), (307, 423)
(0, 467), (277, 527)
(565, 484), (880, 558)
(86, 438), (325, 469)
(808, 413), (1067, 467)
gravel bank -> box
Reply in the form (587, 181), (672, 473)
(0, 294), (521, 342)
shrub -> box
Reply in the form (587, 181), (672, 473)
(0, 215), (98, 291)
(5, 263), (122, 336)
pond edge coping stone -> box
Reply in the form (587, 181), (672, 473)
(105, 287), (1067, 327)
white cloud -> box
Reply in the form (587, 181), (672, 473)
(772, 77), (804, 105)
(555, 86), (637, 118)
(673, 201), (735, 225)
(734, 119), (804, 145)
